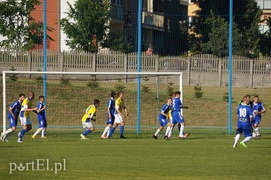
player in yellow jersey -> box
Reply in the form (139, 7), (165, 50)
(108, 91), (129, 139)
(80, 99), (100, 140)
(18, 91), (38, 143)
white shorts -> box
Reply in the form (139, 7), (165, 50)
(114, 114), (123, 124)
(20, 117), (32, 126)
(82, 122), (93, 129)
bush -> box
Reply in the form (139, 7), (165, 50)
(166, 82), (174, 96)
(142, 85), (151, 93)
(60, 76), (71, 85)
(194, 84), (203, 98)
(87, 80), (99, 89)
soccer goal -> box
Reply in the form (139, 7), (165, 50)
(2, 71), (183, 135)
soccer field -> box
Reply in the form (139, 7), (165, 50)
(0, 128), (270, 180)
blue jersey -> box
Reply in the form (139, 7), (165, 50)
(107, 98), (115, 117)
(8, 100), (22, 119)
(37, 101), (46, 120)
(172, 98), (182, 112)
(237, 104), (252, 127)
(252, 102), (265, 119)
(158, 104), (171, 119)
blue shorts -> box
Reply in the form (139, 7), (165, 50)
(159, 118), (169, 127)
(106, 118), (115, 125)
(9, 117), (18, 128)
(38, 117), (47, 128)
(236, 126), (252, 137)
(252, 118), (261, 126)
(172, 111), (184, 124)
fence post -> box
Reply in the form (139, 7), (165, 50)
(250, 59), (253, 87)
(187, 57), (191, 86)
(218, 58), (222, 87)
(155, 55), (159, 72)
(59, 52), (64, 72)
(28, 51), (32, 78)
(124, 54), (128, 83)
(93, 53), (96, 72)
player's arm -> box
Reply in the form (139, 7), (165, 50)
(116, 106), (124, 118)
(107, 100), (112, 119)
(160, 110), (168, 119)
(24, 105), (38, 112)
(123, 105), (129, 116)
(180, 105), (188, 109)
(9, 107), (16, 119)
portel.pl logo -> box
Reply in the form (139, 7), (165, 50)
(9, 159), (66, 174)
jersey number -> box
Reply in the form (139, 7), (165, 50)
(239, 108), (247, 117)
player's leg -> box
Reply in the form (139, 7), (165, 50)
(26, 118), (32, 132)
(108, 115), (120, 138)
(233, 128), (241, 147)
(101, 118), (112, 138)
(1, 118), (17, 142)
(253, 119), (261, 137)
(240, 128), (252, 148)
(18, 117), (28, 142)
(80, 122), (93, 139)
(119, 120), (125, 138)
(153, 117), (166, 138)
(41, 119), (47, 138)
(168, 117), (174, 138)
(32, 119), (44, 138)
(165, 122), (172, 140)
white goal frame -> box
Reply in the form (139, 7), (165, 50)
(2, 71), (183, 132)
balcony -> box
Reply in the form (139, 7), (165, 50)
(142, 11), (164, 30)
(111, 4), (124, 23)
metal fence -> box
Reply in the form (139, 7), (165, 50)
(0, 50), (270, 87)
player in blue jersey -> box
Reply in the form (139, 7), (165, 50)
(252, 95), (265, 138)
(101, 91), (116, 139)
(1, 93), (25, 142)
(108, 91), (129, 139)
(171, 91), (189, 138)
(80, 99), (100, 139)
(31, 95), (47, 139)
(18, 91), (38, 143)
(153, 98), (173, 140)
(233, 95), (253, 148)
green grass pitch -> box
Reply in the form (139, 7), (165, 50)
(0, 128), (271, 180)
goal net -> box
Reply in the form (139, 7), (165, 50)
(2, 71), (183, 136)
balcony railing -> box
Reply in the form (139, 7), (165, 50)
(142, 11), (164, 28)
(111, 4), (124, 21)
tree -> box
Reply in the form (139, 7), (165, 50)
(193, 0), (262, 57)
(0, 0), (53, 51)
(102, 31), (132, 54)
(259, 17), (271, 56)
(201, 12), (245, 57)
(60, 0), (111, 53)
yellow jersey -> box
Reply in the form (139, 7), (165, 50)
(168, 109), (172, 119)
(20, 97), (33, 118)
(82, 105), (97, 122)
(115, 98), (125, 114)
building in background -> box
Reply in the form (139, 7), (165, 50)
(256, 0), (271, 34)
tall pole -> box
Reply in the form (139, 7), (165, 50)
(137, 0), (142, 134)
(43, 0), (47, 107)
(228, 0), (233, 134)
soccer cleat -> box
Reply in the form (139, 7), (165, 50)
(2, 135), (7, 142)
(240, 142), (247, 148)
(185, 133), (190, 137)
(120, 135), (126, 139)
(80, 134), (87, 140)
(31, 135), (36, 139)
(17, 138), (23, 143)
(256, 134), (261, 138)
(153, 135), (158, 139)
(108, 136), (113, 139)
(101, 135), (106, 139)
(164, 135), (168, 139)
(41, 136), (47, 139)
(165, 136), (170, 140)
(233, 145), (237, 148)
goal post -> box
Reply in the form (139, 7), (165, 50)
(2, 71), (183, 135)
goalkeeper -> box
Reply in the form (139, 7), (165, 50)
(80, 99), (100, 140)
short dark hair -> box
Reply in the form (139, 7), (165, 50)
(39, 95), (45, 99)
(94, 99), (100, 105)
(245, 94), (251, 98)
(254, 95), (259, 98)
(175, 91), (181, 95)
(19, 93), (25, 97)
(111, 91), (116, 97)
